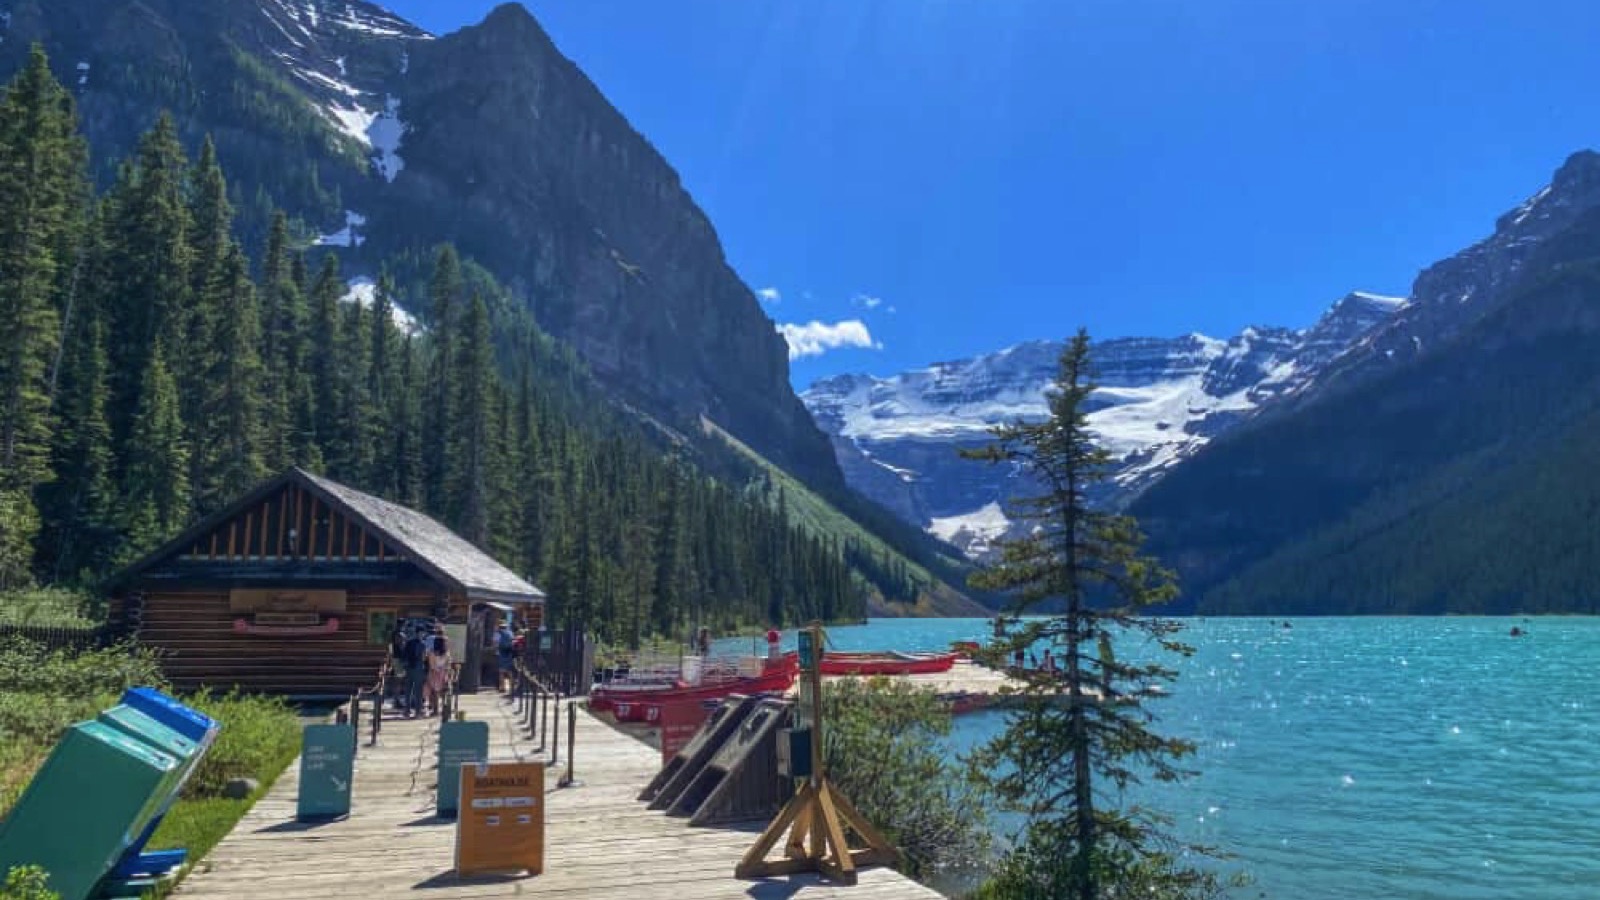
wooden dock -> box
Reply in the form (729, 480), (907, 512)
(175, 691), (943, 900)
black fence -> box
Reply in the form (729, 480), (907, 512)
(0, 623), (121, 653)
(521, 623), (594, 696)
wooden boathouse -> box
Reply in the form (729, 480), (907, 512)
(106, 468), (546, 697)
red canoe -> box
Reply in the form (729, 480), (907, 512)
(596, 657), (798, 722)
(817, 651), (960, 677)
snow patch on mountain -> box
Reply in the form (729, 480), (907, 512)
(342, 277), (422, 334)
(803, 292), (1408, 557)
(316, 210), (366, 247)
(928, 502), (1010, 558)
(368, 96), (406, 182)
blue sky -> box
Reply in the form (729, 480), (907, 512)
(386, 0), (1600, 388)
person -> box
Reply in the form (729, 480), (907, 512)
(425, 632), (452, 717)
(1041, 648), (1056, 675)
(401, 625), (427, 717)
(1013, 646), (1026, 671)
(388, 624), (407, 709)
(765, 627), (781, 662)
(496, 620), (516, 692)
(697, 626), (712, 658)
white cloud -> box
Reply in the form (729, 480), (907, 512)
(853, 293), (883, 310)
(777, 319), (881, 359)
(756, 287), (781, 304)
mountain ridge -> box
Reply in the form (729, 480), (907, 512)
(802, 290), (1405, 556)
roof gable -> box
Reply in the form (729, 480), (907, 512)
(111, 469), (545, 604)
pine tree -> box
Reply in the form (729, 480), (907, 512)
(392, 335), (424, 508)
(100, 113), (192, 455)
(422, 245), (461, 514)
(0, 45), (88, 586)
(449, 291), (492, 545)
(366, 271), (400, 493)
(332, 290), (373, 483)
(196, 244), (266, 509)
(40, 305), (116, 582)
(307, 254), (342, 458)
(121, 346), (190, 560)
(965, 331), (1225, 900)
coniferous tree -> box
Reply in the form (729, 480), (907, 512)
(392, 335), (424, 508)
(332, 291), (373, 482)
(101, 113), (192, 455)
(120, 346), (190, 560)
(965, 331), (1225, 900)
(307, 254), (342, 457)
(422, 245), (461, 514)
(366, 271), (401, 494)
(196, 244), (266, 510)
(0, 46), (88, 586)
(450, 292), (492, 545)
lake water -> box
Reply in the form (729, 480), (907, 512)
(737, 617), (1600, 899)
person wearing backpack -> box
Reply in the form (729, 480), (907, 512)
(496, 620), (516, 693)
(401, 625), (428, 717)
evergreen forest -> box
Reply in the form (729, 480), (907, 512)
(0, 47), (868, 643)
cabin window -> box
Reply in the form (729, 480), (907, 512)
(367, 610), (397, 646)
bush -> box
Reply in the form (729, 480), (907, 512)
(0, 590), (98, 627)
(0, 639), (165, 697)
(179, 693), (301, 799)
(0, 866), (58, 900)
(823, 678), (991, 881)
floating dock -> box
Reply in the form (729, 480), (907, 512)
(175, 692), (941, 899)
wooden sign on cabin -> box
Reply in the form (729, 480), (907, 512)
(229, 589), (347, 614)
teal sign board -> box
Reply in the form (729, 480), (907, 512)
(297, 724), (355, 821)
(436, 720), (489, 818)
(797, 630), (817, 670)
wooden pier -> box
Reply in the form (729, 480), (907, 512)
(176, 692), (942, 900)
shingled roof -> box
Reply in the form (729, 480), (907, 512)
(111, 468), (545, 605)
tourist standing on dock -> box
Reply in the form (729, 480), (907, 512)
(766, 628), (781, 662)
(425, 632), (452, 716)
(697, 626), (712, 657)
(496, 620), (516, 691)
(401, 626), (427, 717)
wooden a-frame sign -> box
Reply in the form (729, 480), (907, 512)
(735, 622), (899, 884)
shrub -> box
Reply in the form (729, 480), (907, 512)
(823, 677), (990, 880)
(0, 639), (165, 697)
(0, 866), (58, 900)
(0, 590), (97, 627)
(180, 693), (301, 798)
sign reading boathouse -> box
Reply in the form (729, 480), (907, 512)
(455, 761), (545, 876)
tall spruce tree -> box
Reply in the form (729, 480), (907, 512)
(120, 346), (190, 560)
(965, 331), (1226, 900)
(0, 46), (88, 587)
(100, 113), (192, 456)
(422, 245), (461, 514)
(450, 292), (493, 545)
(196, 244), (266, 510)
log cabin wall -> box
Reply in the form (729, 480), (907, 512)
(137, 586), (443, 696)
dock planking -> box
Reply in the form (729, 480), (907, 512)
(176, 691), (942, 900)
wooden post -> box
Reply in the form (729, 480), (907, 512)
(736, 621), (899, 884)
(558, 700), (578, 788)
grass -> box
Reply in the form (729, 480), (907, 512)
(0, 639), (301, 897)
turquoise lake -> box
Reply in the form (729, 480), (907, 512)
(733, 617), (1600, 899)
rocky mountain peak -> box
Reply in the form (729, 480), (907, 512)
(803, 293), (1404, 558)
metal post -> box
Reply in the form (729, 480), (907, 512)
(551, 694), (562, 765)
(539, 685), (550, 751)
(560, 700), (577, 787)
(349, 694), (360, 738)
(370, 691), (382, 746)
(526, 682), (537, 734)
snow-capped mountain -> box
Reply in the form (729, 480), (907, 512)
(802, 292), (1405, 557)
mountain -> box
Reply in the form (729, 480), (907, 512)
(1131, 151), (1600, 614)
(0, 0), (976, 611)
(0, 0), (841, 492)
(801, 292), (1404, 557)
